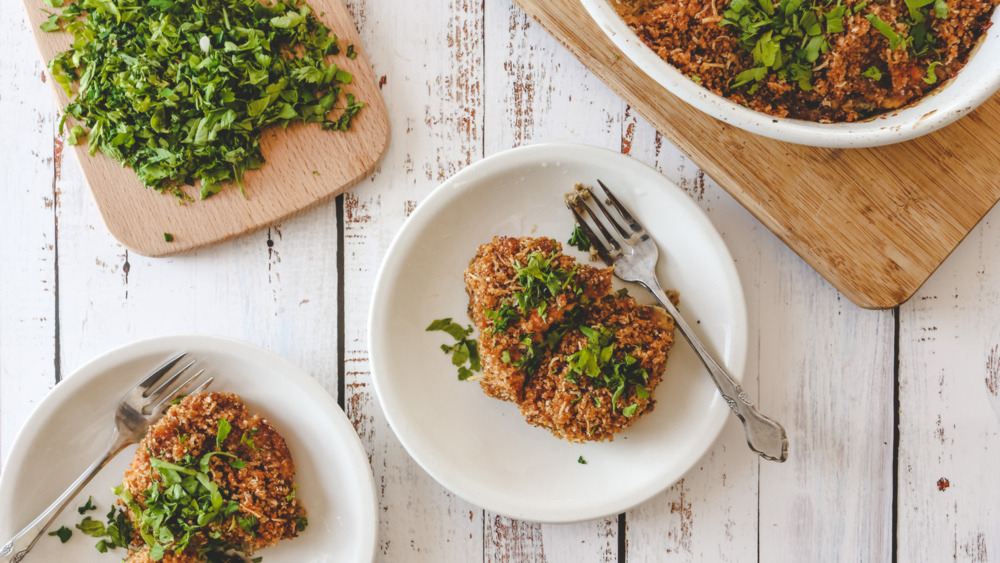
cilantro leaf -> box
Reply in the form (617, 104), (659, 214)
(48, 526), (73, 543)
(568, 224), (592, 252)
(866, 14), (904, 49)
(923, 61), (943, 84)
(428, 318), (482, 380)
(78, 496), (97, 515)
(862, 66), (884, 80)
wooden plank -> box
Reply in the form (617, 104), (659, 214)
(341, 0), (485, 560)
(508, 0), (1000, 310)
(21, 0), (390, 257)
(757, 253), (894, 559)
(623, 119), (759, 561)
(0, 2), (59, 462)
(897, 210), (1000, 562)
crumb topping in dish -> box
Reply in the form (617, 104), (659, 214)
(613, 0), (998, 122)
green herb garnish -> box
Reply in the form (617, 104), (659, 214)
(577, 456), (587, 465)
(566, 325), (649, 415)
(43, 0), (364, 200)
(163, 233), (174, 243)
(866, 14), (904, 49)
(241, 428), (261, 451)
(483, 302), (519, 334)
(48, 526), (73, 543)
(861, 66), (884, 80)
(511, 251), (581, 316)
(721, 0), (849, 91)
(427, 318), (482, 380)
(78, 496), (97, 515)
(568, 224), (591, 252)
(923, 61), (943, 84)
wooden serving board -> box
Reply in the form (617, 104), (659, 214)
(512, 0), (1000, 309)
(23, 0), (389, 257)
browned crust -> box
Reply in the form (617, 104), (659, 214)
(613, 0), (999, 122)
(122, 392), (304, 559)
(464, 236), (676, 442)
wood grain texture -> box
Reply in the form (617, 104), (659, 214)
(897, 212), (1000, 562)
(341, 0), (486, 560)
(21, 0), (390, 257)
(508, 0), (1000, 310)
(0, 0), (59, 463)
(623, 122), (760, 562)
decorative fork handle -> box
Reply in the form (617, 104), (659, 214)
(1, 433), (129, 562)
(638, 277), (789, 462)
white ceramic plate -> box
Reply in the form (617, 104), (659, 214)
(580, 0), (1000, 148)
(368, 143), (747, 523)
(0, 335), (377, 563)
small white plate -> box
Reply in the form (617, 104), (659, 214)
(0, 335), (377, 563)
(368, 143), (747, 523)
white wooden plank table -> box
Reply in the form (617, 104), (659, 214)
(0, 0), (996, 560)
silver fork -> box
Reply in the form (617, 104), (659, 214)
(1, 353), (213, 561)
(567, 181), (788, 462)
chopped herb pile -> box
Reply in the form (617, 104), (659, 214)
(721, 0), (852, 91)
(720, 0), (949, 93)
(566, 326), (651, 417)
(109, 419), (261, 560)
(43, 0), (364, 200)
(427, 318), (482, 380)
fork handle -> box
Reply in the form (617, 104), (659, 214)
(1, 433), (129, 562)
(640, 279), (789, 463)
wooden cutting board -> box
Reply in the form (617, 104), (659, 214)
(23, 0), (389, 257)
(511, 0), (1000, 309)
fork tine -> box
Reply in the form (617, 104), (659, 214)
(566, 202), (615, 266)
(148, 370), (211, 415)
(576, 189), (623, 253)
(597, 180), (644, 235)
(135, 353), (187, 393)
(143, 359), (196, 398)
(587, 184), (632, 239)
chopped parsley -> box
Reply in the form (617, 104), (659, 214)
(866, 14), (904, 49)
(163, 233), (174, 243)
(577, 456), (587, 465)
(566, 325), (650, 416)
(721, 0), (850, 91)
(568, 224), (592, 252)
(861, 66), (884, 80)
(483, 302), (519, 335)
(48, 526), (73, 543)
(722, 0), (948, 92)
(43, 0), (364, 200)
(78, 496), (97, 515)
(111, 419), (254, 560)
(427, 318), (482, 380)
(923, 61), (943, 84)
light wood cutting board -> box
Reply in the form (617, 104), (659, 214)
(23, 0), (389, 257)
(512, 0), (1000, 309)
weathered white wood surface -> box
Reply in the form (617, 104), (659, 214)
(0, 0), (994, 559)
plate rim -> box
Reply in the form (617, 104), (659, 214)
(0, 334), (378, 563)
(368, 142), (748, 523)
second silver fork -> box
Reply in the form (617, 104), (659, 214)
(567, 181), (789, 463)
